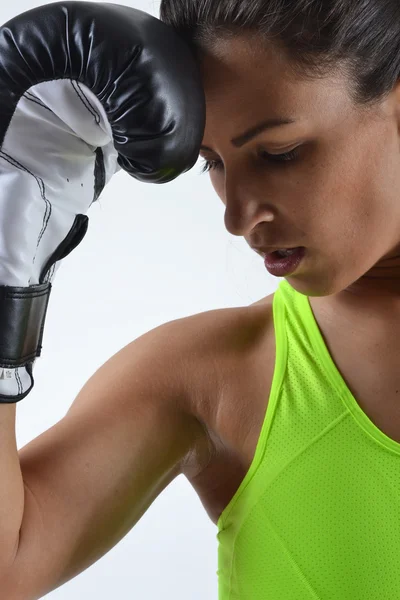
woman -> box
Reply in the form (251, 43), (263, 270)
(2, 1), (400, 598)
(159, 0), (400, 598)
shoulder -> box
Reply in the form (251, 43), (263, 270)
(172, 292), (275, 399)
(146, 291), (276, 426)
(170, 293), (275, 476)
(250, 292), (276, 309)
(169, 293), (275, 397)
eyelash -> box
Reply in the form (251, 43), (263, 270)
(200, 148), (300, 174)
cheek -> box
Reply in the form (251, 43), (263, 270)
(346, 142), (399, 231)
(209, 172), (225, 204)
(340, 121), (400, 223)
(312, 143), (397, 262)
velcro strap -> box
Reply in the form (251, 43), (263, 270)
(0, 283), (52, 367)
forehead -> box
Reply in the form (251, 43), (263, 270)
(198, 35), (354, 134)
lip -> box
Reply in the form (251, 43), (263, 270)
(264, 246), (306, 277)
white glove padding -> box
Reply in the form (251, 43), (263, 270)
(0, 1), (206, 402)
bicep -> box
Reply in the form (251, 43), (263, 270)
(5, 323), (204, 599)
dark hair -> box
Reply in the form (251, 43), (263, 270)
(159, 0), (400, 108)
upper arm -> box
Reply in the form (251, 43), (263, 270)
(5, 319), (209, 600)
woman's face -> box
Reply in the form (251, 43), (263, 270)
(198, 35), (400, 308)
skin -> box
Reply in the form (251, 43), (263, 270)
(198, 34), (400, 321)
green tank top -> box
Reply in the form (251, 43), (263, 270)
(217, 279), (400, 599)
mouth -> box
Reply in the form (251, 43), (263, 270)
(264, 246), (307, 276)
(270, 248), (301, 258)
(252, 246), (304, 258)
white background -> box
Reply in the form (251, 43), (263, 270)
(1, 0), (279, 597)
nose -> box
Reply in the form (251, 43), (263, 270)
(223, 174), (274, 237)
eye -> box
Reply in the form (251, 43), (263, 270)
(199, 147), (300, 174)
(200, 158), (223, 174)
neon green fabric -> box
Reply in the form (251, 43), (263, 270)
(217, 278), (400, 599)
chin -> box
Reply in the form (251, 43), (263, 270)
(284, 273), (341, 299)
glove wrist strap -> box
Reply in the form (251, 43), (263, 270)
(0, 283), (51, 403)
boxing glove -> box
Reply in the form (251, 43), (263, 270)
(0, 1), (206, 403)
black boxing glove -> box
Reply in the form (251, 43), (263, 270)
(0, 1), (205, 403)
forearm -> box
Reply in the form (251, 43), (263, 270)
(0, 404), (24, 575)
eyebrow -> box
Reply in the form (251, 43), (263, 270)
(200, 117), (297, 152)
